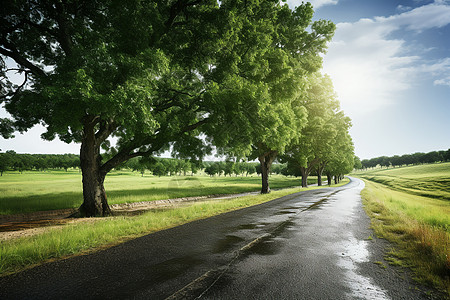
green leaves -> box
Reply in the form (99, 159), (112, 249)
(281, 72), (354, 175)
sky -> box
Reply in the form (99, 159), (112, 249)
(292, 0), (450, 159)
(1, 0), (450, 160)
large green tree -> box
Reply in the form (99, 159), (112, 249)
(281, 73), (344, 187)
(0, 0), (248, 216)
(204, 2), (335, 193)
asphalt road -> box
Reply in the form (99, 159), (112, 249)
(0, 177), (440, 299)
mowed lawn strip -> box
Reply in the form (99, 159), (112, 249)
(354, 164), (450, 295)
(0, 178), (349, 276)
(0, 171), (319, 215)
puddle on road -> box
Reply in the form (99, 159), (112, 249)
(271, 219), (295, 237)
(212, 235), (245, 253)
(275, 211), (297, 215)
(246, 239), (282, 256)
(282, 206), (301, 210)
(147, 255), (203, 284)
(337, 235), (389, 299)
(233, 222), (269, 232)
(237, 223), (258, 230)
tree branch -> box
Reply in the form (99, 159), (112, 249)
(166, 0), (204, 29)
(0, 46), (47, 78)
(181, 118), (209, 133)
(53, 2), (73, 55)
(95, 119), (116, 146)
(0, 70), (30, 101)
(22, 19), (59, 39)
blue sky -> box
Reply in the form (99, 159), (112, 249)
(291, 0), (450, 159)
(1, 0), (450, 159)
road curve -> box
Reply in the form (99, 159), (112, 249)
(0, 177), (437, 299)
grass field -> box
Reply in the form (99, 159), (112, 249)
(353, 163), (450, 294)
(0, 170), (318, 215)
(354, 162), (450, 200)
(0, 177), (349, 276)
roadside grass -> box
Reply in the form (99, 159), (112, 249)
(360, 179), (450, 295)
(0, 170), (319, 215)
(0, 178), (349, 276)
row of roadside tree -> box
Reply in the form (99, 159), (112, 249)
(1, 1), (353, 216)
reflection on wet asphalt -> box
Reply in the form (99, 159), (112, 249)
(338, 235), (389, 299)
(201, 177), (392, 300)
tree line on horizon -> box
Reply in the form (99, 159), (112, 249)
(354, 149), (450, 170)
(0, 151), (344, 184)
(0, 151), (79, 176)
(1, 1), (354, 216)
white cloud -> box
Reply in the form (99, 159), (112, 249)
(434, 78), (450, 86)
(286, 0), (338, 10)
(397, 5), (412, 12)
(422, 58), (450, 86)
(378, 2), (450, 31)
(322, 1), (450, 116)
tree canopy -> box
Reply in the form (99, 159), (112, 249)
(280, 73), (353, 187)
(203, 2), (335, 193)
(1, 0), (352, 215)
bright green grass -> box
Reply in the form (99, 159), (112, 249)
(362, 179), (450, 232)
(0, 170), (317, 215)
(355, 164), (450, 295)
(0, 178), (349, 276)
(353, 162), (450, 200)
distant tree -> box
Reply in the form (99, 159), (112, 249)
(271, 164), (282, 175)
(399, 154), (412, 166)
(204, 163), (219, 177)
(353, 156), (362, 170)
(445, 149), (450, 161)
(412, 152), (425, 164)
(422, 151), (441, 164)
(0, 151), (14, 175)
(189, 160), (203, 176)
(224, 161), (234, 177)
(151, 162), (166, 177)
(232, 162), (245, 176)
(245, 163), (257, 177)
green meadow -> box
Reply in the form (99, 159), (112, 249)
(355, 162), (450, 200)
(0, 170), (316, 215)
(353, 162), (450, 294)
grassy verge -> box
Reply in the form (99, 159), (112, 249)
(0, 171), (319, 215)
(0, 178), (349, 276)
(354, 162), (450, 200)
(360, 179), (449, 295)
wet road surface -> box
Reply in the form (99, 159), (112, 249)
(0, 177), (437, 299)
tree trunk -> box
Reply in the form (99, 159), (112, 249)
(334, 175), (338, 185)
(79, 118), (111, 217)
(300, 167), (308, 187)
(259, 150), (277, 194)
(316, 162), (327, 186)
(326, 173), (332, 186)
